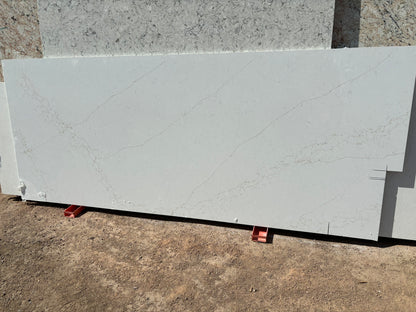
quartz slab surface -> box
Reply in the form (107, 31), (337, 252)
(0, 83), (19, 195)
(3, 47), (416, 240)
(332, 1), (416, 240)
(379, 82), (416, 240)
(381, 178), (416, 240)
(359, 0), (416, 241)
(37, 0), (335, 57)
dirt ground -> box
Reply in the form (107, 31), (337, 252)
(1, 193), (416, 311)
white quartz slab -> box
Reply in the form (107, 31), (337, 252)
(0, 83), (20, 195)
(379, 85), (416, 240)
(2, 47), (416, 240)
(37, 0), (335, 56)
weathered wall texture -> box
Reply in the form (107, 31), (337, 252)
(0, 1), (42, 81)
(360, 0), (416, 47)
(37, 0), (335, 57)
(332, 0), (416, 48)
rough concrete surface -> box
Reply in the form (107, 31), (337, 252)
(2, 1), (416, 311)
(37, 0), (335, 57)
(1, 193), (416, 311)
(359, 0), (416, 47)
(0, 1), (42, 81)
(332, 0), (416, 48)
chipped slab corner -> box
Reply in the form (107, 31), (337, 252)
(0, 82), (20, 195)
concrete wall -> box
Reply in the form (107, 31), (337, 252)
(36, 0), (335, 57)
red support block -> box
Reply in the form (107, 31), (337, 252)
(64, 205), (85, 218)
(251, 226), (269, 243)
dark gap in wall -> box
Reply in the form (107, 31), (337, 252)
(332, 0), (362, 48)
